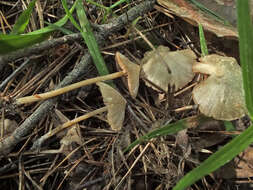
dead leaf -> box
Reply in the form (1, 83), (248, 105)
(156, 0), (238, 37)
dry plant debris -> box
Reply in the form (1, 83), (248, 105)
(32, 82), (126, 150)
(142, 45), (196, 92)
(156, 0), (238, 37)
(192, 54), (247, 120)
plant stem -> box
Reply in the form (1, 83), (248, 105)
(31, 106), (108, 150)
(16, 71), (124, 104)
(46, 107), (107, 139)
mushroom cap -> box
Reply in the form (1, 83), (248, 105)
(141, 45), (196, 92)
(115, 52), (140, 98)
(97, 82), (127, 131)
(192, 54), (247, 121)
(141, 46), (170, 92)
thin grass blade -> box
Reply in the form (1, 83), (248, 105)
(237, 0), (253, 119)
(0, 2), (77, 54)
(109, 0), (128, 9)
(189, 0), (230, 25)
(86, 0), (109, 10)
(11, 0), (37, 34)
(124, 116), (203, 153)
(44, 22), (74, 35)
(29, 1), (77, 35)
(76, 0), (110, 76)
(0, 33), (49, 54)
(198, 23), (208, 56)
(61, 0), (81, 31)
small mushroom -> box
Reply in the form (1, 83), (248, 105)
(97, 82), (127, 130)
(192, 54), (247, 121)
(141, 45), (196, 92)
(31, 82), (126, 150)
(115, 52), (140, 98)
(15, 52), (140, 104)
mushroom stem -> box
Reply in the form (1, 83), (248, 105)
(31, 106), (108, 150)
(193, 63), (216, 75)
(16, 71), (125, 105)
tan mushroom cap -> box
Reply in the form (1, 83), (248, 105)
(141, 46), (170, 92)
(97, 82), (127, 131)
(192, 54), (247, 121)
(141, 45), (196, 92)
(115, 52), (140, 98)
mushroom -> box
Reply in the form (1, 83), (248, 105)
(115, 52), (140, 98)
(31, 82), (126, 150)
(141, 45), (196, 92)
(15, 52), (140, 104)
(97, 82), (127, 130)
(192, 54), (247, 121)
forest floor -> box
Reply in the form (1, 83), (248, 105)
(0, 0), (252, 189)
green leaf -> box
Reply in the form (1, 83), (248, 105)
(86, 0), (109, 11)
(109, 0), (128, 9)
(188, 0), (230, 25)
(198, 23), (208, 56)
(44, 22), (74, 35)
(76, 0), (110, 76)
(11, 0), (37, 34)
(237, 0), (253, 119)
(0, 1), (78, 54)
(0, 33), (49, 54)
(29, 0), (77, 35)
(173, 125), (253, 190)
(61, 0), (81, 31)
(124, 116), (202, 153)
(224, 121), (235, 132)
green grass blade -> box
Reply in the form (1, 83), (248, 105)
(237, 0), (253, 119)
(109, 0), (128, 9)
(124, 116), (206, 153)
(11, 0), (37, 34)
(189, 0), (230, 25)
(29, 1), (77, 35)
(224, 121), (235, 132)
(61, 0), (81, 31)
(86, 0), (109, 10)
(44, 22), (74, 35)
(198, 23), (208, 56)
(173, 125), (253, 190)
(76, 0), (110, 76)
(0, 2), (78, 54)
(0, 33), (49, 54)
